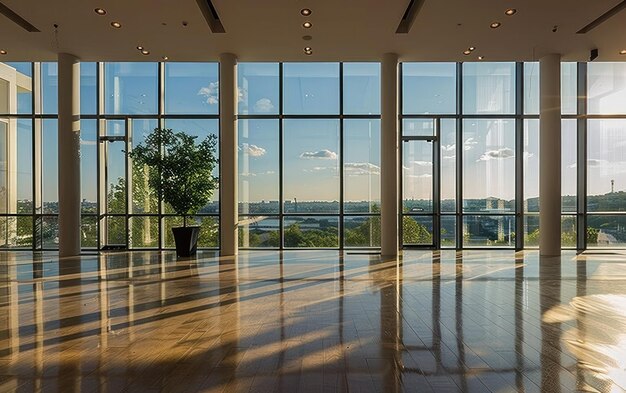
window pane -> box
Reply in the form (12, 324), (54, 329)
(463, 119), (516, 212)
(402, 63), (456, 115)
(195, 216), (219, 248)
(524, 215), (540, 247)
(562, 62), (577, 115)
(131, 119), (159, 214)
(106, 141), (126, 214)
(587, 215), (626, 247)
(343, 63), (380, 115)
(283, 119), (339, 213)
(165, 62), (218, 114)
(587, 119), (626, 211)
(344, 119), (380, 213)
(403, 216), (433, 245)
(106, 216), (126, 246)
(344, 216), (380, 247)
(283, 63), (339, 115)
(562, 119), (577, 212)
(284, 216), (339, 248)
(41, 62), (58, 114)
(239, 216), (279, 248)
(463, 215), (515, 247)
(524, 119), (539, 212)
(42, 216), (59, 248)
(17, 120), (33, 214)
(105, 63), (158, 114)
(42, 119), (58, 213)
(463, 62), (515, 115)
(82, 216), (98, 248)
(441, 216), (456, 248)
(81, 120), (97, 214)
(238, 63), (279, 115)
(403, 141), (433, 213)
(238, 119), (279, 214)
(80, 62), (97, 115)
(440, 119), (456, 212)
(561, 215), (577, 248)
(130, 216), (159, 248)
(588, 63), (626, 114)
(1, 62), (32, 114)
(524, 62), (539, 115)
(402, 118), (434, 137)
(163, 119), (219, 212)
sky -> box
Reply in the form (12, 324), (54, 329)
(2, 61), (626, 208)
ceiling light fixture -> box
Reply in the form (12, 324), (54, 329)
(490, 22), (501, 28)
(620, 50), (626, 55)
(162, 56), (169, 60)
(303, 21), (312, 28)
(505, 9), (516, 16)
(463, 50), (471, 55)
(304, 47), (313, 55)
(95, 8), (107, 15)
(0, 50), (6, 55)
(136, 46), (144, 51)
(469, 46), (476, 51)
(301, 9), (312, 16)
(141, 49), (150, 55)
(478, 56), (485, 60)
(111, 21), (122, 28)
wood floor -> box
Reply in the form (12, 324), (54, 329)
(0, 249), (624, 392)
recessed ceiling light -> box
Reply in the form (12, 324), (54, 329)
(137, 46), (144, 51)
(94, 8), (107, 15)
(478, 56), (485, 60)
(302, 35), (313, 41)
(490, 22), (501, 28)
(0, 50), (6, 55)
(301, 9), (312, 16)
(505, 9), (516, 16)
(162, 56), (169, 60)
(620, 50), (626, 55)
(304, 47), (313, 55)
(303, 21), (312, 28)
(469, 46), (476, 51)
(111, 21), (122, 28)
(141, 49), (150, 55)
(463, 50), (471, 55)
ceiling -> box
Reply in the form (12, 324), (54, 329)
(0, 0), (625, 62)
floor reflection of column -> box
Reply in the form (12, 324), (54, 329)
(432, 256), (442, 373)
(127, 253), (135, 342)
(575, 257), (587, 390)
(539, 257), (562, 393)
(58, 255), (82, 392)
(0, 253), (18, 391)
(455, 253), (468, 392)
(33, 253), (44, 391)
(379, 255), (401, 393)
(514, 253), (525, 392)
(98, 254), (110, 392)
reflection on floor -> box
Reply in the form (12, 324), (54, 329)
(0, 250), (625, 392)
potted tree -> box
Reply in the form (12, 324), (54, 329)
(129, 128), (218, 257)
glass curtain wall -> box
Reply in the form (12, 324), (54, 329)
(237, 62), (381, 248)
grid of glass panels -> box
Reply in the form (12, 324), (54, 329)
(237, 63), (381, 248)
(401, 62), (581, 249)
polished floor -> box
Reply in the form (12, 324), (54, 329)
(0, 249), (625, 392)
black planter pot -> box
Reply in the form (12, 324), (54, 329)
(172, 226), (201, 257)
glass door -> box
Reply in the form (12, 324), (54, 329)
(401, 137), (439, 248)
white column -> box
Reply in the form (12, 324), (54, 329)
(381, 53), (399, 257)
(539, 54), (561, 256)
(219, 53), (238, 256)
(58, 53), (81, 257)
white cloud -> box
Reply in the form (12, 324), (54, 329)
(478, 147), (515, 161)
(80, 139), (96, 146)
(300, 149), (338, 160)
(442, 144), (456, 152)
(240, 172), (257, 177)
(464, 137), (478, 151)
(253, 98), (275, 113)
(443, 155), (456, 160)
(408, 174), (432, 179)
(412, 160), (433, 167)
(241, 143), (266, 157)
(198, 82), (219, 105)
(345, 162), (380, 176)
(523, 152), (535, 159)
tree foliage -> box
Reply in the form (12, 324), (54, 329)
(129, 128), (218, 226)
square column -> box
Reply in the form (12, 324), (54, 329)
(57, 53), (81, 257)
(219, 53), (238, 256)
